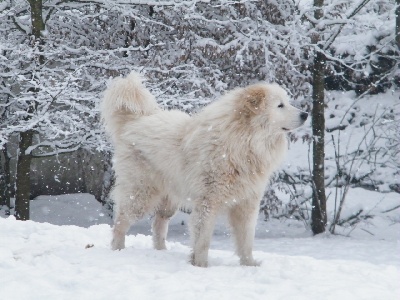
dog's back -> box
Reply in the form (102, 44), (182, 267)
(122, 110), (190, 185)
(101, 71), (190, 196)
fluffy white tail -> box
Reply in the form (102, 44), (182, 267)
(101, 71), (159, 139)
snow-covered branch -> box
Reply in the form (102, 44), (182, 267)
(323, 0), (372, 50)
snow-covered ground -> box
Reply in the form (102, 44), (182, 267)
(1, 189), (399, 300)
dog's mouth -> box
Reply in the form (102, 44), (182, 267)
(282, 127), (290, 131)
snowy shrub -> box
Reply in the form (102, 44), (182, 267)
(269, 90), (400, 231)
(324, 1), (399, 94)
(260, 188), (283, 221)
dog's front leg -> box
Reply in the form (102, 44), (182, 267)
(189, 199), (218, 267)
(111, 213), (131, 250)
(228, 203), (260, 266)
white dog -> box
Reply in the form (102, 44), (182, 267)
(101, 72), (308, 267)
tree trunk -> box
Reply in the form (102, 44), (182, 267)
(14, 0), (45, 220)
(311, 0), (327, 234)
(15, 131), (34, 220)
(29, 0), (45, 65)
(396, 0), (400, 51)
(0, 144), (12, 213)
(0, 149), (6, 207)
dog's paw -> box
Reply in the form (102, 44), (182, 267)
(111, 239), (125, 251)
(153, 238), (167, 250)
(111, 245), (125, 251)
(240, 257), (261, 267)
(191, 260), (208, 268)
(189, 253), (208, 268)
(153, 243), (167, 250)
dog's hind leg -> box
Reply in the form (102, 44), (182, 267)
(152, 196), (178, 250)
(228, 203), (260, 266)
(111, 185), (160, 250)
(189, 199), (219, 267)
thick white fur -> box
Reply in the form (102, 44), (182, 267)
(101, 71), (307, 267)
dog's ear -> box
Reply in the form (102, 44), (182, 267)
(243, 85), (266, 114)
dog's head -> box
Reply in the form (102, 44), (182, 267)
(238, 83), (308, 132)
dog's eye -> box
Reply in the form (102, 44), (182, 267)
(278, 104), (284, 108)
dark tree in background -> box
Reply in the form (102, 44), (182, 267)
(1, 0), (103, 220)
(397, 0), (400, 50)
(308, 0), (380, 234)
(14, 0), (45, 221)
(311, 0), (327, 234)
(0, 144), (11, 212)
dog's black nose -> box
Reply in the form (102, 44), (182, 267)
(300, 112), (308, 121)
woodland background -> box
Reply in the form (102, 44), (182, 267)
(0, 0), (399, 234)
